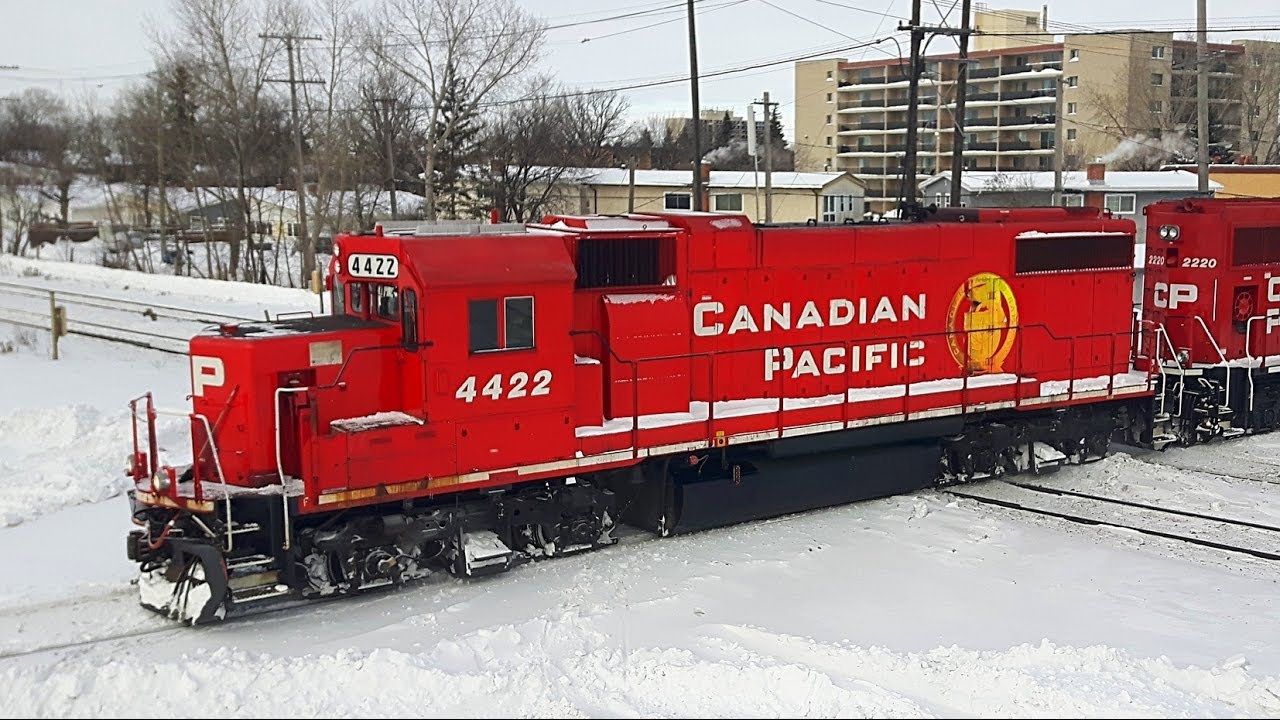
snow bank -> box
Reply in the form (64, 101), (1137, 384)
(0, 254), (315, 307)
(3, 625), (1276, 717)
(0, 323), (192, 526)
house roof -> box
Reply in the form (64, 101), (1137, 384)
(570, 168), (862, 191)
(920, 170), (1222, 194)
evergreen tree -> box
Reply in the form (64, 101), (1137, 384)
(768, 105), (787, 149)
(432, 64), (483, 219)
(715, 110), (734, 149)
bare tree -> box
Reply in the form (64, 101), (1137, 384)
(478, 84), (628, 222)
(365, 0), (545, 220)
(152, 0), (289, 280)
(1240, 43), (1280, 164)
(0, 89), (83, 227)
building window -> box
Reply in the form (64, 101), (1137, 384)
(826, 70), (833, 80)
(1061, 194), (1085, 207)
(1253, 80), (1263, 93)
(1150, 100), (1163, 113)
(1151, 73), (1164, 86)
(286, 222), (301, 238)
(825, 136), (832, 145)
(825, 114), (832, 124)
(1067, 102), (1078, 115)
(1151, 46), (1166, 59)
(1104, 193), (1136, 215)
(821, 194), (858, 222)
(1069, 49), (1080, 62)
(1067, 128), (1077, 141)
(826, 92), (833, 102)
(1252, 130), (1262, 142)
(1249, 105), (1261, 118)
(1066, 76), (1078, 87)
(713, 193), (743, 212)
(468, 296), (534, 353)
(664, 192), (692, 210)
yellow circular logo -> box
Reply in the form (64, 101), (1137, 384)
(947, 272), (1019, 374)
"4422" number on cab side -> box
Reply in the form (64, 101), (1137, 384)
(455, 371), (552, 403)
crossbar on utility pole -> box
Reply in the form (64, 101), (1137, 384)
(753, 92), (778, 223)
(899, 0), (975, 219)
(262, 32), (323, 285)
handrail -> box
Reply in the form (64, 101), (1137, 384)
(315, 343), (403, 390)
(572, 323), (1140, 446)
(1153, 325), (1186, 419)
(274, 386), (310, 551)
(1243, 314), (1270, 413)
(1193, 315), (1232, 411)
(150, 407), (236, 551)
(191, 412), (233, 550)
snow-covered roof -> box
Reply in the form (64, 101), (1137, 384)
(920, 170), (1222, 193)
(574, 168), (858, 190)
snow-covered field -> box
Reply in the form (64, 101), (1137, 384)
(2, 256), (1280, 717)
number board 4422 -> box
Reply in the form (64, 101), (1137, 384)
(347, 253), (399, 279)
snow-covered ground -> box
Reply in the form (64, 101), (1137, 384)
(2, 256), (1280, 717)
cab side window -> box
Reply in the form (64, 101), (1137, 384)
(349, 282), (365, 314)
(332, 279), (346, 315)
(401, 289), (418, 351)
(469, 296), (534, 352)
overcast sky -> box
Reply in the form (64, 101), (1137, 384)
(3, 0), (1278, 130)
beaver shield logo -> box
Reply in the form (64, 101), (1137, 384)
(947, 273), (1019, 374)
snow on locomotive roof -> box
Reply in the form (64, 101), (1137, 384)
(1015, 230), (1132, 239)
(541, 217), (676, 231)
(603, 292), (677, 305)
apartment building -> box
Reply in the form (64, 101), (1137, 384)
(666, 109), (767, 147)
(795, 6), (1280, 213)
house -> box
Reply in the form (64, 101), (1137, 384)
(1161, 164), (1280, 200)
(571, 165), (866, 224)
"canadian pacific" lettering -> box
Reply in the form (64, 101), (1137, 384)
(692, 294), (927, 337)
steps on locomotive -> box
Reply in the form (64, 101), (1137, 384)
(228, 569), (291, 604)
(456, 530), (519, 577)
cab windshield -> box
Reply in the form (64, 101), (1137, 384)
(373, 284), (399, 322)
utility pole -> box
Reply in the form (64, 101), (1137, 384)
(261, 32), (323, 282)
(1196, 0), (1210, 192)
(901, 0), (925, 218)
(154, 83), (174, 269)
(899, 0), (973, 219)
(948, 0), (972, 207)
(627, 156), (637, 213)
(372, 96), (399, 218)
(754, 92), (778, 223)
(686, 0), (703, 211)
(1053, 77), (1065, 206)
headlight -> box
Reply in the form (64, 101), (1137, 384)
(1158, 224), (1181, 241)
(151, 471), (171, 494)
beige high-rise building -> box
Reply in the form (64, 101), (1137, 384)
(795, 6), (1280, 214)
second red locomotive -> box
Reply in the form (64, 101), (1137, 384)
(124, 199), (1280, 623)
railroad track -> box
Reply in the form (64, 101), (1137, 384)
(946, 478), (1280, 562)
(0, 279), (259, 356)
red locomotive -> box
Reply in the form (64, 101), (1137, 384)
(124, 199), (1280, 623)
